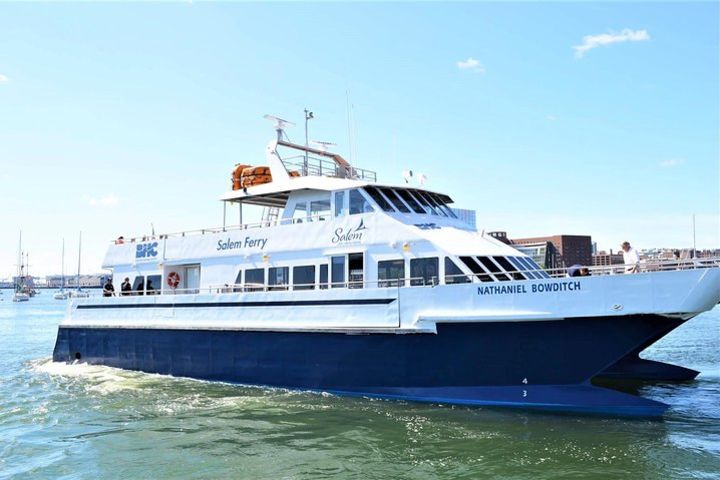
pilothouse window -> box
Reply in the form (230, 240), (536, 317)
(349, 189), (371, 215)
(379, 188), (410, 213)
(364, 186), (395, 212)
(310, 199), (331, 221)
(397, 189), (426, 214)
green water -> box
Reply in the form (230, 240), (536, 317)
(1, 291), (719, 479)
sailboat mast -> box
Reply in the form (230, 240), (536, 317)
(61, 239), (65, 289)
(76, 232), (82, 290)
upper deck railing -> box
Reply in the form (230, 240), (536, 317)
(111, 214), (330, 245)
(281, 154), (377, 182)
(91, 257), (720, 298)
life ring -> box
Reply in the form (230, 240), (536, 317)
(167, 271), (181, 289)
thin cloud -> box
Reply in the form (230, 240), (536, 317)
(0, 74), (8, 83)
(85, 194), (119, 207)
(546, 115), (558, 121)
(573, 29), (650, 58)
(659, 159), (683, 168)
(456, 57), (485, 74)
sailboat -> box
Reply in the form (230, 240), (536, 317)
(69, 232), (90, 298)
(53, 239), (69, 300)
(13, 232), (29, 302)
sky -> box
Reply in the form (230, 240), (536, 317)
(0, 1), (718, 276)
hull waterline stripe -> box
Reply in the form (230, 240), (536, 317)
(76, 298), (396, 310)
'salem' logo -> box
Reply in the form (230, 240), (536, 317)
(332, 219), (367, 244)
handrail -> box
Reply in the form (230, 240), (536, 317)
(91, 257), (720, 300)
(111, 213), (334, 244)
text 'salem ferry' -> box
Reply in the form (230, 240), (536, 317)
(53, 119), (720, 417)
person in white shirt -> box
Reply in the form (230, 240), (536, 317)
(621, 241), (640, 273)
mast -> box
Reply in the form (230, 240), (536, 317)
(61, 239), (65, 290)
(76, 231), (82, 291)
(16, 231), (21, 293)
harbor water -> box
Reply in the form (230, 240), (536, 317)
(1, 291), (719, 479)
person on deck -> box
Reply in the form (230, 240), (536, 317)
(102, 277), (115, 297)
(621, 241), (640, 273)
(146, 278), (156, 295)
(121, 277), (132, 296)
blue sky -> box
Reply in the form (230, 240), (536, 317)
(0, 2), (718, 275)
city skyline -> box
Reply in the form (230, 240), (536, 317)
(0, 2), (718, 276)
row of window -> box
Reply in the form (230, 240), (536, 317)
(364, 186), (457, 218)
(229, 255), (545, 292)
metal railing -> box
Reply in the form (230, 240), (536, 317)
(111, 213), (333, 244)
(91, 257), (720, 299)
(281, 155), (377, 182)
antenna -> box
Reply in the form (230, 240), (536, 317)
(311, 140), (336, 152)
(304, 109), (314, 175)
(264, 114), (295, 142)
(417, 173), (428, 186)
(402, 169), (413, 184)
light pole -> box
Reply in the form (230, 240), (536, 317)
(304, 108), (313, 175)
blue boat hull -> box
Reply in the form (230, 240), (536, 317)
(52, 315), (684, 417)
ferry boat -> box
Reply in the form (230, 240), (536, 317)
(52, 118), (720, 417)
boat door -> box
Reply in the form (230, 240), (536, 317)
(185, 265), (201, 294)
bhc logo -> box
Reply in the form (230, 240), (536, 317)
(136, 242), (159, 259)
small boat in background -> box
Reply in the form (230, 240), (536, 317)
(70, 232), (90, 299)
(54, 239), (69, 300)
(13, 232), (30, 303)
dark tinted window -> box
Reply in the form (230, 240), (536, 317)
(459, 256), (492, 282)
(476, 257), (510, 281)
(397, 189), (426, 214)
(269, 267), (289, 290)
(416, 191), (442, 216)
(319, 264), (328, 290)
(146, 275), (161, 295)
(445, 258), (470, 284)
(133, 276), (145, 295)
(493, 256), (526, 280)
(379, 188), (410, 213)
(509, 257), (540, 279)
(364, 186), (395, 212)
(245, 268), (265, 291)
(349, 189), (371, 215)
(378, 259), (405, 287)
(233, 270), (243, 292)
(331, 256), (345, 288)
(410, 257), (439, 286)
(293, 265), (315, 290)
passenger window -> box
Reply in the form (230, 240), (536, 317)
(349, 189), (371, 215)
(476, 257), (510, 281)
(132, 276), (145, 295)
(363, 186), (395, 212)
(292, 202), (307, 222)
(348, 253), (364, 288)
(268, 267), (289, 291)
(331, 256), (345, 288)
(379, 188), (410, 213)
(397, 189), (426, 214)
(410, 257), (439, 286)
(378, 259), (405, 287)
(334, 191), (346, 217)
(445, 258), (470, 284)
(293, 265), (315, 290)
(146, 274), (161, 295)
(493, 256), (525, 280)
(459, 256), (492, 283)
(310, 199), (331, 221)
(245, 268), (265, 292)
(233, 270), (242, 292)
(319, 264), (329, 290)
